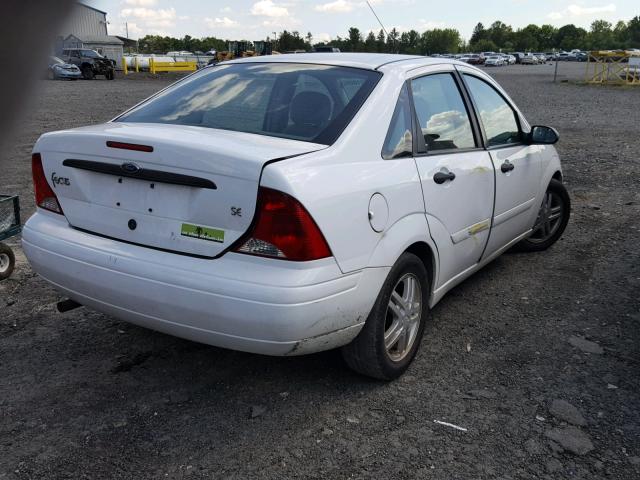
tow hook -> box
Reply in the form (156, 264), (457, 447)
(56, 299), (82, 313)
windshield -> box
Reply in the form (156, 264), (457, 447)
(81, 49), (102, 58)
(50, 56), (64, 64)
(116, 63), (381, 145)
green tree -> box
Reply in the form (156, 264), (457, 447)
(589, 19), (614, 49)
(278, 30), (306, 51)
(612, 21), (628, 47)
(487, 21), (512, 49)
(470, 22), (488, 45)
(629, 16), (640, 48)
(387, 28), (400, 52)
(376, 29), (387, 52)
(513, 25), (541, 51)
(537, 24), (558, 50)
(348, 27), (363, 51)
(399, 30), (420, 54)
(364, 31), (377, 52)
(420, 28), (462, 54)
(472, 38), (498, 52)
(556, 24), (588, 50)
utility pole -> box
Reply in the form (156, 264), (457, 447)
(125, 22), (129, 39)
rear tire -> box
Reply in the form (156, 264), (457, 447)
(342, 252), (429, 380)
(0, 243), (15, 281)
(517, 178), (570, 252)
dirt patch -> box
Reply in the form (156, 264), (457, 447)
(1, 62), (639, 479)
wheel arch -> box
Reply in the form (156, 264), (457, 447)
(365, 213), (439, 301)
(552, 170), (563, 182)
(405, 241), (436, 293)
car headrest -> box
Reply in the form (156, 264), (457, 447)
(290, 91), (332, 127)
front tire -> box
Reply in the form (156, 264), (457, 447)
(517, 178), (570, 252)
(342, 252), (429, 380)
(82, 66), (94, 80)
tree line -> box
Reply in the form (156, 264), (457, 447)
(136, 16), (640, 55)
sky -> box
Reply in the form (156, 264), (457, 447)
(84, 0), (638, 42)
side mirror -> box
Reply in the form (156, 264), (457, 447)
(528, 125), (559, 145)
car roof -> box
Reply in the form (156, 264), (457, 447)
(225, 53), (462, 71)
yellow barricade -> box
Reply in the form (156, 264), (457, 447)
(585, 51), (640, 85)
(149, 58), (197, 74)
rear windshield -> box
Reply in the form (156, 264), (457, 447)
(116, 63), (381, 145)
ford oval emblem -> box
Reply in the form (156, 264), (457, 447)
(121, 162), (142, 174)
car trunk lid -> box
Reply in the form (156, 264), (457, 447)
(34, 122), (326, 257)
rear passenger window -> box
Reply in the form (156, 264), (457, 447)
(411, 73), (475, 152)
(382, 84), (413, 159)
(463, 75), (521, 147)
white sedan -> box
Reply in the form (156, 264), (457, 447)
(23, 54), (570, 380)
(484, 55), (505, 67)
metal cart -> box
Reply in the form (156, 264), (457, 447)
(0, 195), (21, 280)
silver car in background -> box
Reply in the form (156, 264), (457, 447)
(47, 56), (81, 80)
(484, 55), (505, 67)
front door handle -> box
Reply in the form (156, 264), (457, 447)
(501, 161), (515, 173)
(433, 171), (456, 184)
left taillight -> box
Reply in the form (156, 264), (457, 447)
(32, 153), (63, 214)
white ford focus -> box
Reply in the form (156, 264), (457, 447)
(23, 54), (570, 379)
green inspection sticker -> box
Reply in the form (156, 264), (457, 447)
(181, 223), (225, 243)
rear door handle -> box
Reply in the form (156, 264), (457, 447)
(501, 161), (515, 173)
(433, 171), (456, 184)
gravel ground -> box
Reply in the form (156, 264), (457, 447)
(1, 62), (639, 479)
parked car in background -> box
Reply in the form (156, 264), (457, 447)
(502, 54), (516, 65)
(575, 52), (588, 62)
(556, 52), (576, 61)
(61, 48), (115, 80)
(24, 53), (570, 380)
(47, 56), (81, 80)
(545, 52), (557, 60)
(521, 53), (538, 65)
(533, 53), (547, 63)
(484, 55), (504, 67)
(510, 52), (525, 64)
(464, 54), (484, 65)
(313, 46), (341, 53)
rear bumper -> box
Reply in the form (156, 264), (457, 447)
(22, 212), (388, 355)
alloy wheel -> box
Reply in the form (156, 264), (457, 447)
(384, 273), (422, 362)
(0, 253), (9, 274)
(529, 190), (564, 244)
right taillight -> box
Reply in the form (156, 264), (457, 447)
(234, 187), (332, 261)
(32, 153), (63, 214)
